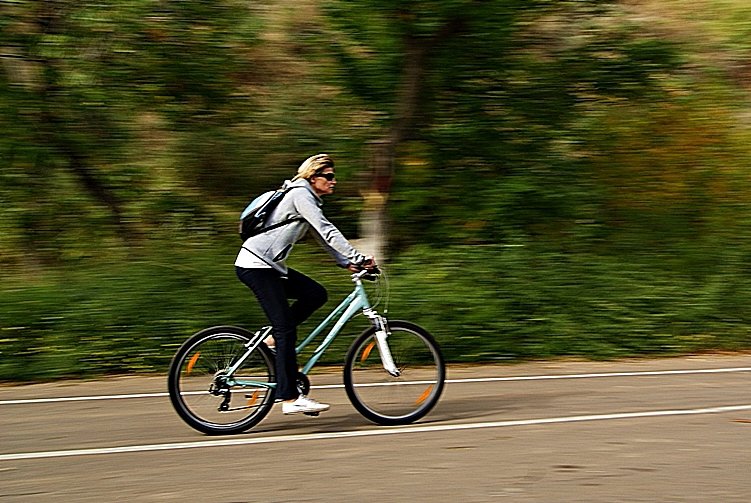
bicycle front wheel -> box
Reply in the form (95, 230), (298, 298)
(168, 326), (276, 435)
(344, 320), (445, 426)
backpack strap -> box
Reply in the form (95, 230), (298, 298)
(247, 185), (305, 237)
(248, 216), (303, 237)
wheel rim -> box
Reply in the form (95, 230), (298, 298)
(175, 333), (274, 430)
(347, 327), (443, 421)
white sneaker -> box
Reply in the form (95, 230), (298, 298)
(282, 396), (330, 415)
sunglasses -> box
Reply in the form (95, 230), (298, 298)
(314, 172), (336, 181)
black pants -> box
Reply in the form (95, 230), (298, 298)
(236, 267), (328, 400)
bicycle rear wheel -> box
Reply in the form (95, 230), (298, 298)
(168, 326), (276, 435)
(344, 320), (445, 426)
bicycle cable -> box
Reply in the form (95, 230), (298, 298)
(370, 266), (391, 314)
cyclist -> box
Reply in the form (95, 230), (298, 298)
(235, 153), (376, 415)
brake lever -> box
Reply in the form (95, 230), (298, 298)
(352, 266), (380, 281)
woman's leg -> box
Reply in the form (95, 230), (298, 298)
(236, 267), (299, 401)
(284, 268), (328, 325)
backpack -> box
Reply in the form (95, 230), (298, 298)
(238, 186), (301, 241)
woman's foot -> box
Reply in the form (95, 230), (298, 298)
(281, 396), (330, 415)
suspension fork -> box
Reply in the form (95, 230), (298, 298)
(363, 308), (400, 377)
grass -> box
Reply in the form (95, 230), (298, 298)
(2, 237), (749, 381)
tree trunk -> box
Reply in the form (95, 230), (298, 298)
(358, 17), (466, 259)
(357, 139), (394, 259)
(358, 34), (427, 260)
(32, 0), (131, 238)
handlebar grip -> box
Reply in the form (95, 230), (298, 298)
(353, 265), (380, 281)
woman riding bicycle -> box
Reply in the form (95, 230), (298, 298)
(235, 154), (376, 415)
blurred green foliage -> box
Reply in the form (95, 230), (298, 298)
(1, 0), (750, 380)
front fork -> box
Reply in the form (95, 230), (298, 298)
(363, 309), (400, 377)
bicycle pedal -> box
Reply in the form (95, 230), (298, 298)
(303, 411), (320, 417)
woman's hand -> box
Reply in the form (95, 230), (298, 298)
(347, 256), (377, 272)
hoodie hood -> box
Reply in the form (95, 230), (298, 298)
(285, 177), (323, 204)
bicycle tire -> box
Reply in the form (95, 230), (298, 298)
(343, 320), (445, 426)
(168, 326), (276, 435)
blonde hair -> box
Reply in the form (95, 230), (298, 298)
(292, 154), (335, 181)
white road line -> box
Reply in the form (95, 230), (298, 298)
(0, 392), (170, 405)
(443, 366), (751, 384)
(2, 404), (751, 462)
(1, 366), (750, 406)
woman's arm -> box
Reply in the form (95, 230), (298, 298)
(293, 192), (368, 266)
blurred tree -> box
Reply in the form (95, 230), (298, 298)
(1, 1), (132, 239)
(3, 0), (748, 265)
(319, 0), (541, 258)
(0, 0), (263, 264)
(2, 0), (751, 378)
(315, 0), (690, 255)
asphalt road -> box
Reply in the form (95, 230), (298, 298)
(1, 355), (750, 502)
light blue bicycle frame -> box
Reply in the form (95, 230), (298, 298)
(224, 270), (396, 390)
(296, 277), (369, 374)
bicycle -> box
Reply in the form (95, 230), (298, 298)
(167, 268), (445, 435)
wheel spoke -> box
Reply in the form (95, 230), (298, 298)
(344, 322), (445, 425)
(168, 328), (276, 434)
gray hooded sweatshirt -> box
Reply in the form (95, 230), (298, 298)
(235, 178), (367, 275)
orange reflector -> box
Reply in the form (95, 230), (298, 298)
(361, 341), (376, 363)
(247, 390), (259, 407)
(186, 352), (201, 375)
(415, 385), (433, 405)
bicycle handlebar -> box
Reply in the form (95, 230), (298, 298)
(352, 267), (381, 282)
